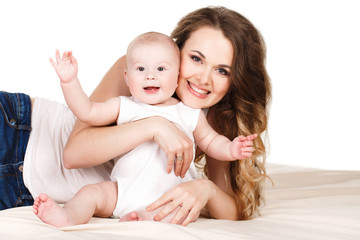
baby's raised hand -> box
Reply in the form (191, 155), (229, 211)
(49, 49), (78, 83)
(230, 134), (257, 160)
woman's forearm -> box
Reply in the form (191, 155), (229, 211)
(63, 119), (154, 169)
(205, 179), (239, 220)
(205, 155), (240, 220)
(63, 115), (192, 170)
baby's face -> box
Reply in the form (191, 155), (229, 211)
(125, 42), (180, 105)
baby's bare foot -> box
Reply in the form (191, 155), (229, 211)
(33, 193), (71, 227)
(119, 211), (143, 222)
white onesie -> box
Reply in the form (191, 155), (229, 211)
(111, 96), (201, 218)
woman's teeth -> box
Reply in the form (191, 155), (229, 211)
(188, 82), (209, 95)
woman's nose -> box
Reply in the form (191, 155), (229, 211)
(196, 68), (211, 85)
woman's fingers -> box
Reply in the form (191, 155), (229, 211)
(154, 200), (181, 221)
(168, 190), (202, 225)
(166, 154), (175, 174)
(170, 204), (190, 224)
(152, 117), (193, 176)
(146, 187), (183, 221)
(180, 139), (193, 178)
(169, 198), (195, 225)
(174, 153), (183, 176)
(146, 190), (171, 212)
(147, 180), (210, 225)
(167, 140), (193, 177)
(147, 192), (183, 222)
(180, 206), (201, 226)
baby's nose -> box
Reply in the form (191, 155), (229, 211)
(145, 74), (156, 80)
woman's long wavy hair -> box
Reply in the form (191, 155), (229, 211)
(171, 6), (272, 219)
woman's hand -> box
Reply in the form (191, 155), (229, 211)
(146, 179), (216, 226)
(151, 117), (194, 178)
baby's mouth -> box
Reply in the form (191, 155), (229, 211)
(144, 86), (160, 93)
(187, 81), (210, 96)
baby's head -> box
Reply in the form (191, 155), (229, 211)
(125, 32), (180, 105)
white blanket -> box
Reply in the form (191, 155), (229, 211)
(1, 164), (359, 240)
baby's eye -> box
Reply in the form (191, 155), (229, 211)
(158, 67), (165, 71)
(191, 55), (202, 63)
(137, 67), (145, 71)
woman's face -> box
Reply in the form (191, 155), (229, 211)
(176, 27), (233, 109)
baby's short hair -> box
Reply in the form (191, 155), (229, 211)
(127, 32), (180, 57)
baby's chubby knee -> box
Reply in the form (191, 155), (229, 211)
(79, 181), (118, 217)
(79, 181), (117, 197)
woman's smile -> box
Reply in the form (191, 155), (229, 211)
(187, 81), (210, 98)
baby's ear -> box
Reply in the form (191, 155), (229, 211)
(124, 69), (129, 86)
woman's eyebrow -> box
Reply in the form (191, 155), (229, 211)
(191, 50), (205, 59)
(219, 64), (232, 69)
(191, 50), (231, 69)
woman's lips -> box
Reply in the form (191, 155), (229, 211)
(187, 81), (210, 98)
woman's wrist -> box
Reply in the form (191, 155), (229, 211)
(200, 178), (217, 204)
(148, 116), (168, 140)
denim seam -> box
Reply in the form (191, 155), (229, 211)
(0, 91), (18, 129)
(16, 93), (20, 124)
(0, 101), (18, 129)
(15, 94), (19, 164)
(15, 94), (23, 198)
(15, 165), (23, 205)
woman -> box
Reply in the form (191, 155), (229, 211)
(63, 6), (271, 225)
(0, 6), (271, 226)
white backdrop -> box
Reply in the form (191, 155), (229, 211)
(1, 0), (359, 170)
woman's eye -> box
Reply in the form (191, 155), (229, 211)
(191, 55), (202, 63)
(217, 68), (229, 76)
(137, 67), (145, 71)
(158, 67), (164, 71)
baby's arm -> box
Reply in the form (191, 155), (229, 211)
(194, 111), (256, 161)
(50, 50), (120, 126)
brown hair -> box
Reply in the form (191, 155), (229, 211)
(171, 6), (272, 219)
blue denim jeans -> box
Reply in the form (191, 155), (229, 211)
(0, 91), (33, 210)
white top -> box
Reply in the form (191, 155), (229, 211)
(23, 98), (113, 203)
(112, 96), (200, 217)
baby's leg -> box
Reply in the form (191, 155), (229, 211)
(33, 181), (117, 227)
